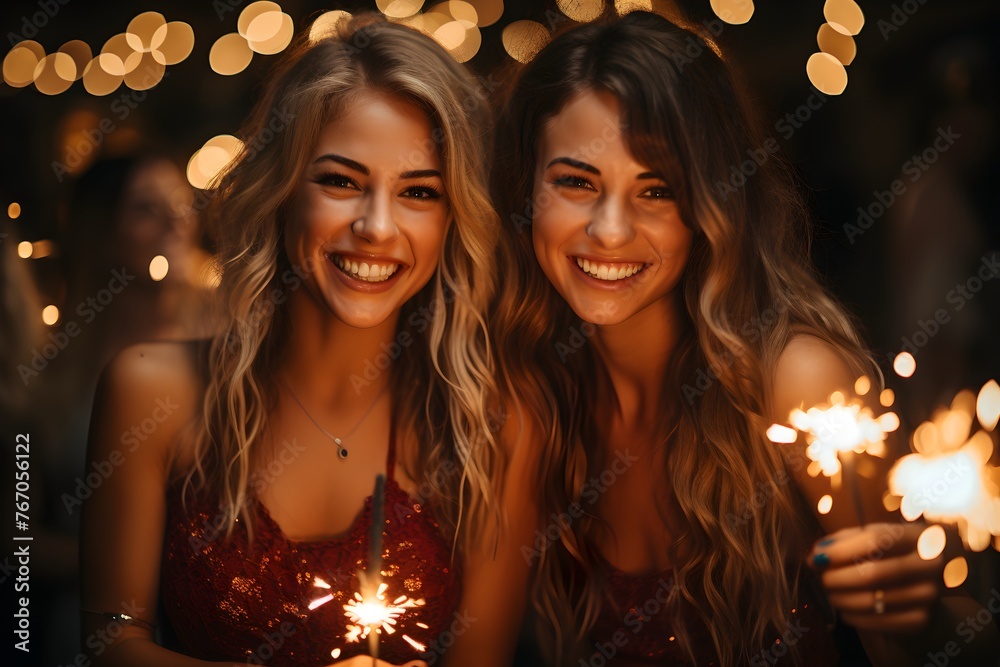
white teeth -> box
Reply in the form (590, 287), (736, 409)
(333, 255), (400, 282)
(574, 257), (644, 281)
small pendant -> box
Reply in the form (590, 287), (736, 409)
(335, 437), (348, 459)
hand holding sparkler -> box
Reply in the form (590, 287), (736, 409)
(325, 657), (428, 667)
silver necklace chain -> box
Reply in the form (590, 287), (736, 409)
(282, 380), (389, 460)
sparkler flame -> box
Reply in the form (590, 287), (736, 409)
(767, 383), (899, 521)
(887, 382), (1000, 552)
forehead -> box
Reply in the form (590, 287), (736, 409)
(539, 88), (629, 160)
(313, 90), (441, 170)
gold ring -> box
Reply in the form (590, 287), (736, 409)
(873, 589), (885, 615)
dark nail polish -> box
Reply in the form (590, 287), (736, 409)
(818, 538), (835, 547)
(813, 552), (830, 568)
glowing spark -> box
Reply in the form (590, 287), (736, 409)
(886, 385), (1000, 552)
(402, 634), (426, 652)
(309, 593), (333, 610)
(768, 388), (896, 477)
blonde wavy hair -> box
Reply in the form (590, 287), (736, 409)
(492, 11), (879, 666)
(185, 14), (501, 556)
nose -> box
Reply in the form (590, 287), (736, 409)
(586, 194), (635, 249)
(352, 189), (399, 245)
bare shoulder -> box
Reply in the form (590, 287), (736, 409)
(771, 333), (859, 420)
(498, 396), (543, 467)
(91, 340), (206, 473)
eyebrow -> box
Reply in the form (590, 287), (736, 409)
(313, 154), (442, 180)
(546, 156), (599, 175)
(546, 157), (665, 181)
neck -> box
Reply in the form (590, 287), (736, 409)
(280, 289), (397, 407)
(591, 291), (687, 430)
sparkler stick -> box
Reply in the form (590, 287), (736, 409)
(368, 474), (386, 667)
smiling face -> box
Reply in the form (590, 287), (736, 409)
(532, 88), (693, 326)
(285, 90), (448, 329)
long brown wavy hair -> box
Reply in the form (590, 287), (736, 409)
(491, 11), (879, 666)
(185, 14), (502, 557)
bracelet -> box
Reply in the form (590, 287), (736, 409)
(81, 608), (156, 632)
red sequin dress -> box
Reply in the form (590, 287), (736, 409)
(160, 426), (460, 666)
(586, 563), (840, 666)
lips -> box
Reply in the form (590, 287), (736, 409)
(573, 256), (647, 281)
(329, 254), (402, 283)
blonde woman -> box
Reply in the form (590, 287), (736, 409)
(492, 11), (999, 667)
(80, 16), (532, 667)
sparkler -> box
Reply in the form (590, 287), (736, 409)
(766, 379), (900, 524)
(887, 381), (1000, 554)
(308, 473), (427, 664)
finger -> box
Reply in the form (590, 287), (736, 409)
(838, 607), (932, 634)
(826, 581), (939, 614)
(820, 552), (943, 591)
(810, 523), (919, 569)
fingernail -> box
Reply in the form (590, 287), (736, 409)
(812, 552), (830, 568)
(817, 538), (835, 546)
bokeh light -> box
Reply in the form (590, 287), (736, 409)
(824, 0), (864, 36)
(3, 44), (42, 88)
(17, 241), (32, 259)
(502, 20), (550, 63)
(558, 0), (605, 22)
(916, 525), (946, 561)
(309, 11), (353, 43)
(152, 22), (195, 66)
(149, 255), (169, 281)
(8, 202), (21, 219)
(42, 305), (59, 325)
(893, 351), (916, 378)
(710, 0), (754, 25)
(248, 13), (294, 55)
(210, 33), (254, 76)
(376, 0), (424, 19)
(33, 53), (76, 95)
(467, 0), (504, 27)
(58, 40), (92, 81)
(817, 23), (856, 66)
(82, 54), (126, 96)
(943, 556), (968, 588)
(806, 52), (848, 95)
(126, 11), (167, 52)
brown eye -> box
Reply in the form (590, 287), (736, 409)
(551, 175), (594, 190)
(315, 172), (358, 189)
(641, 186), (674, 200)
